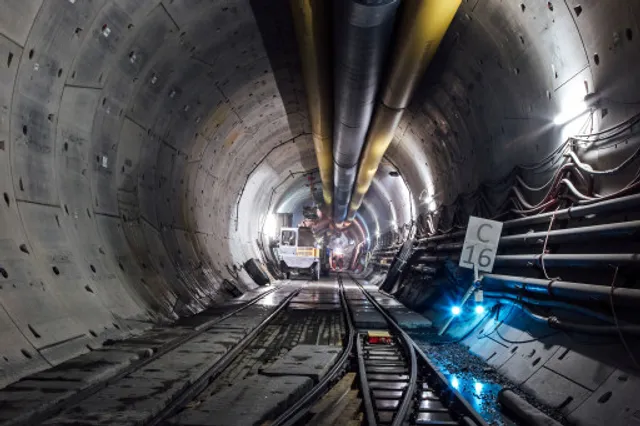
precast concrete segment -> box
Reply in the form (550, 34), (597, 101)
(167, 375), (314, 426)
(0, 1), (639, 423)
(6, 285), (298, 426)
(261, 344), (341, 381)
(0, 284), (289, 425)
(166, 278), (347, 425)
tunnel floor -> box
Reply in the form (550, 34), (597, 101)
(0, 276), (567, 425)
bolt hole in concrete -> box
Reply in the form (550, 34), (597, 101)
(52, 266), (60, 275)
(547, 1), (553, 11)
(598, 391), (613, 404)
(64, 204), (69, 215)
(22, 125), (27, 135)
(28, 49), (34, 59)
(3, 192), (9, 207)
(85, 285), (94, 293)
(7, 52), (13, 67)
(89, 330), (97, 337)
(627, 28), (633, 41)
(520, 4), (525, 12)
(58, 68), (62, 78)
(63, 142), (68, 151)
(113, 322), (120, 330)
(558, 396), (574, 410)
(28, 324), (41, 338)
(19, 244), (29, 254)
(594, 53), (600, 65)
(0, 267), (8, 279)
(90, 264), (96, 273)
(532, 357), (541, 366)
(558, 348), (570, 360)
(574, 5), (583, 16)
(21, 349), (32, 359)
(19, 178), (24, 191)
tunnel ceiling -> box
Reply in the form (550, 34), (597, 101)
(0, 0), (639, 386)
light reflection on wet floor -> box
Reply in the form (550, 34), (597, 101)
(447, 373), (507, 426)
(409, 332), (512, 426)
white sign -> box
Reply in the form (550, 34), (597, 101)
(459, 216), (503, 273)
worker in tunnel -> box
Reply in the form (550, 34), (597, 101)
(0, 0), (639, 425)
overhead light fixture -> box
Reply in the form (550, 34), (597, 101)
(451, 306), (461, 316)
(474, 305), (485, 315)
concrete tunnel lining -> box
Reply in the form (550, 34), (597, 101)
(0, 1), (640, 422)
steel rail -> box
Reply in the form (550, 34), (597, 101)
(270, 276), (356, 426)
(10, 284), (287, 426)
(147, 288), (300, 425)
(350, 275), (488, 426)
(350, 276), (417, 426)
(356, 330), (378, 426)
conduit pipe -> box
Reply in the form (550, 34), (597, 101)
(415, 193), (640, 244)
(290, 0), (334, 209)
(483, 292), (617, 324)
(416, 253), (640, 267)
(482, 274), (640, 306)
(332, 0), (399, 224)
(495, 298), (640, 336)
(346, 0), (462, 221)
(429, 220), (640, 252)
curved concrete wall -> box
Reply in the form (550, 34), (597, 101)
(1, 0), (639, 392)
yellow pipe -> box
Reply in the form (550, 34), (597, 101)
(347, 0), (461, 221)
(290, 0), (334, 209)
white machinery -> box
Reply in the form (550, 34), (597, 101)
(278, 227), (320, 280)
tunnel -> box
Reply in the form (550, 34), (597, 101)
(1, 0), (640, 425)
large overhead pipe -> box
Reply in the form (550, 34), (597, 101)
(332, 0), (400, 224)
(291, 0), (335, 210)
(346, 0), (462, 221)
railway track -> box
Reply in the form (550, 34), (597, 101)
(3, 283), (299, 426)
(347, 275), (488, 426)
(4, 276), (493, 425)
(271, 275), (489, 426)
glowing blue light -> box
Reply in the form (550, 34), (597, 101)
(474, 382), (484, 393)
(451, 306), (461, 316)
(475, 305), (485, 315)
(451, 377), (459, 389)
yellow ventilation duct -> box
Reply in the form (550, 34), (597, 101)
(290, 0), (334, 209)
(346, 0), (462, 221)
